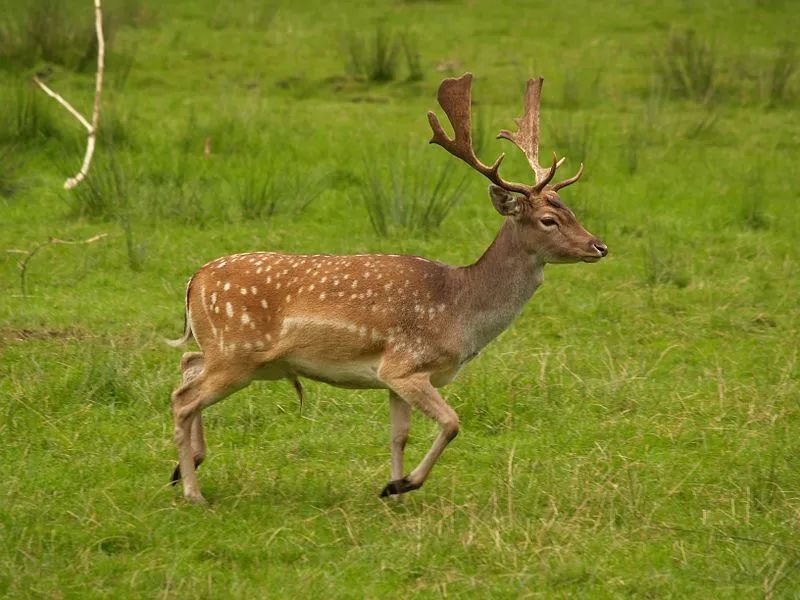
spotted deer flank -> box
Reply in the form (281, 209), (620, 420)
(168, 72), (608, 505)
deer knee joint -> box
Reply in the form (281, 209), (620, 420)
(392, 431), (409, 450)
(442, 415), (460, 441)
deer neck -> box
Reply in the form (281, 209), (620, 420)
(456, 219), (544, 352)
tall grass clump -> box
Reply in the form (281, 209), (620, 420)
(656, 29), (720, 103)
(764, 43), (797, 106)
(0, 0), (152, 72)
(620, 122), (646, 175)
(641, 235), (690, 288)
(236, 163), (326, 221)
(736, 168), (770, 230)
(401, 34), (424, 82)
(0, 83), (62, 146)
(344, 27), (424, 83)
(345, 26), (399, 83)
(0, 145), (23, 197)
(361, 145), (468, 236)
(137, 152), (216, 227)
(0, 1), (97, 70)
(66, 154), (129, 220)
(66, 152), (146, 270)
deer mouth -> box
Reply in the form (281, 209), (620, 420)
(581, 255), (603, 263)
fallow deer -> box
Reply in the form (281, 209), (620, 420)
(168, 73), (607, 504)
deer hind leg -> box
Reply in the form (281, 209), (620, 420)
(170, 359), (251, 504)
(171, 353), (207, 485)
(389, 391), (412, 481)
(379, 374), (459, 497)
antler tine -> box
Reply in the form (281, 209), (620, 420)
(533, 152), (559, 193)
(428, 73), (531, 196)
(497, 77), (568, 187)
(552, 162), (584, 191)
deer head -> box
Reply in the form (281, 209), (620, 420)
(427, 73), (607, 264)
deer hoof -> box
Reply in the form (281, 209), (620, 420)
(379, 477), (421, 497)
(185, 493), (208, 506)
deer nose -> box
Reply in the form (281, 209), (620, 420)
(592, 240), (608, 257)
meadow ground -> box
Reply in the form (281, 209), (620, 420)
(1, 0), (799, 597)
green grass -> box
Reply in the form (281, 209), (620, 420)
(1, 0), (799, 597)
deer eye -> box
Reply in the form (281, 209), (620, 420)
(540, 217), (558, 227)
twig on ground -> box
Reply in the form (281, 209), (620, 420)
(33, 0), (105, 189)
(7, 233), (108, 296)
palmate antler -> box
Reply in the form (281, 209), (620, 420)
(427, 73), (584, 196)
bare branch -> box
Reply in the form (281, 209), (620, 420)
(32, 77), (92, 132)
(34, 0), (105, 190)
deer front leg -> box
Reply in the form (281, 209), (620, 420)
(389, 391), (412, 481)
(379, 374), (459, 497)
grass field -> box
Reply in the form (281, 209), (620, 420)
(1, 0), (799, 596)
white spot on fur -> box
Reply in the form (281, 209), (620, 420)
(241, 313), (251, 325)
(225, 302), (234, 317)
(224, 282), (231, 291)
(319, 292), (326, 300)
(241, 288), (248, 295)
(251, 286), (257, 295)
(260, 299), (268, 309)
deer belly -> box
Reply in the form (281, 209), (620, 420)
(286, 355), (386, 389)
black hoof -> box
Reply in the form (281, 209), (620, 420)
(379, 477), (421, 498)
(170, 456), (203, 485)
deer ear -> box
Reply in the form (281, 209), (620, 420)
(488, 185), (522, 216)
